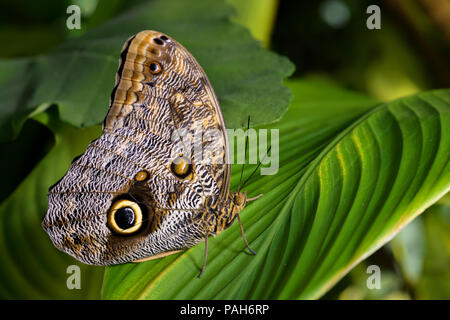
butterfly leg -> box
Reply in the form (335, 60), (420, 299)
(198, 231), (209, 278)
(236, 213), (256, 255)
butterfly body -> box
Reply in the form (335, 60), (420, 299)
(42, 31), (251, 267)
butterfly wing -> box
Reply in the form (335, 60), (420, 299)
(43, 31), (230, 265)
(105, 30), (230, 199)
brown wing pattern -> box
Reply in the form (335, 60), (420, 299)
(42, 31), (231, 265)
(105, 31), (230, 198)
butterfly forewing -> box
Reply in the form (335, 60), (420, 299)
(43, 31), (231, 265)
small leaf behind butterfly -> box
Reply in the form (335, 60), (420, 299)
(0, 0), (294, 142)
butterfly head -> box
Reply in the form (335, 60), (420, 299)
(232, 190), (247, 212)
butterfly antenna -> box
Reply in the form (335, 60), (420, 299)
(198, 231), (209, 278)
(237, 116), (250, 193)
(241, 145), (272, 190)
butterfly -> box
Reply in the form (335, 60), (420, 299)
(42, 30), (262, 277)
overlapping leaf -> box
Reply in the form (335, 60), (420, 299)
(0, 0), (294, 142)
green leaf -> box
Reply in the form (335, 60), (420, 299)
(0, 58), (36, 142)
(103, 81), (436, 299)
(0, 0), (294, 142)
(2, 77), (448, 300)
(0, 123), (104, 299)
(102, 82), (449, 299)
(249, 87), (449, 299)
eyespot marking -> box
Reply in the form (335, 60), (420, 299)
(149, 62), (162, 74)
(107, 200), (143, 235)
(134, 170), (149, 182)
(153, 38), (164, 45)
(170, 156), (193, 179)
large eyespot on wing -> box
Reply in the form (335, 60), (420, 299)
(107, 199), (144, 235)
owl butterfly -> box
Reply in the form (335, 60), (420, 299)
(42, 30), (261, 277)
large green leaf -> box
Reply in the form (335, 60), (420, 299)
(342, 193), (450, 300)
(0, 123), (105, 299)
(2, 77), (448, 300)
(0, 0), (294, 142)
(0, 79), (363, 299)
(103, 83), (450, 299)
(102, 82), (449, 299)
